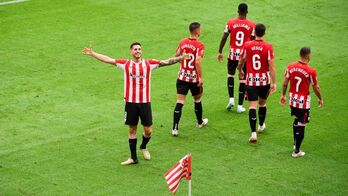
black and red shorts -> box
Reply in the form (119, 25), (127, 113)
(124, 102), (152, 126)
(176, 79), (202, 96)
(246, 85), (270, 101)
(290, 106), (310, 124)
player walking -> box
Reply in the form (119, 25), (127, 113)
(238, 23), (276, 142)
(172, 22), (208, 136)
(217, 3), (255, 112)
(280, 47), (323, 158)
(82, 43), (188, 165)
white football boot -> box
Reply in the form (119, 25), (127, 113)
(141, 149), (151, 160)
(121, 158), (138, 165)
(172, 129), (179, 136)
(197, 118), (208, 128)
(292, 151), (305, 158)
(226, 98), (235, 110)
(237, 105), (246, 113)
(257, 123), (266, 134)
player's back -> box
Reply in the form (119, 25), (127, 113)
(242, 40), (274, 86)
(226, 18), (255, 60)
(286, 61), (317, 109)
(176, 38), (205, 83)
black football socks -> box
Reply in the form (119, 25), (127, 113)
(129, 138), (137, 161)
(140, 134), (151, 150)
(238, 83), (246, 105)
(258, 106), (267, 126)
(294, 126), (305, 153)
(249, 108), (257, 132)
(194, 101), (203, 124)
(293, 119), (299, 145)
(228, 77), (234, 98)
(173, 103), (183, 130)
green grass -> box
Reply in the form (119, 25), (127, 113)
(1, 0), (347, 195)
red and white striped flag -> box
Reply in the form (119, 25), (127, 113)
(164, 154), (192, 194)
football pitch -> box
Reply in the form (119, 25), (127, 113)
(1, 0), (347, 195)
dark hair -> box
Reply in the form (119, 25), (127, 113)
(255, 23), (266, 37)
(300, 47), (311, 57)
(189, 22), (201, 33)
(238, 3), (248, 14)
(130, 42), (141, 49)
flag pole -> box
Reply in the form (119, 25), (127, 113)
(188, 179), (192, 196)
(187, 154), (192, 196)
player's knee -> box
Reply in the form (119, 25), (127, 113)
(143, 126), (152, 137)
(298, 122), (306, 127)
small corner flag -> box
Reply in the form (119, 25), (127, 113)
(164, 154), (192, 195)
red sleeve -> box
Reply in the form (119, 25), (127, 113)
(310, 68), (318, 85)
(176, 40), (183, 55)
(148, 59), (160, 70)
(268, 44), (274, 61)
(148, 59), (160, 65)
(115, 59), (127, 70)
(284, 66), (290, 78)
(115, 59), (127, 64)
(197, 43), (205, 58)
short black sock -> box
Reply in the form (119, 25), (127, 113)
(295, 126), (305, 153)
(129, 138), (137, 161)
(227, 77), (234, 98)
(140, 135), (151, 149)
(194, 101), (203, 124)
(258, 106), (267, 126)
(238, 83), (246, 105)
(173, 103), (183, 130)
(293, 119), (298, 145)
(249, 108), (257, 132)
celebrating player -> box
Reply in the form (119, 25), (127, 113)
(217, 3), (255, 112)
(238, 23), (276, 142)
(171, 22), (208, 136)
(280, 47), (323, 158)
(82, 43), (188, 165)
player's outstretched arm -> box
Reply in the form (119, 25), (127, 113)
(312, 84), (324, 107)
(159, 53), (189, 67)
(280, 77), (289, 105)
(82, 47), (116, 65)
(269, 59), (277, 94)
(217, 32), (229, 62)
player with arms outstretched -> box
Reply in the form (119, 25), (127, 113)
(280, 47), (323, 158)
(82, 42), (188, 165)
(238, 23), (276, 142)
(218, 3), (255, 112)
(172, 22), (208, 136)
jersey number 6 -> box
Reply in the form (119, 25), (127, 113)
(252, 54), (261, 70)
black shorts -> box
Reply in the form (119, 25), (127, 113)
(176, 79), (203, 96)
(227, 59), (246, 79)
(124, 102), (152, 126)
(246, 85), (270, 101)
(291, 106), (310, 124)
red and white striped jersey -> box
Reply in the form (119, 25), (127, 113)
(115, 59), (160, 103)
(176, 38), (205, 83)
(285, 61), (318, 109)
(240, 40), (274, 86)
(225, 18), (255, 61)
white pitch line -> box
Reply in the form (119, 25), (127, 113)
(0, 0), (30, 6)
